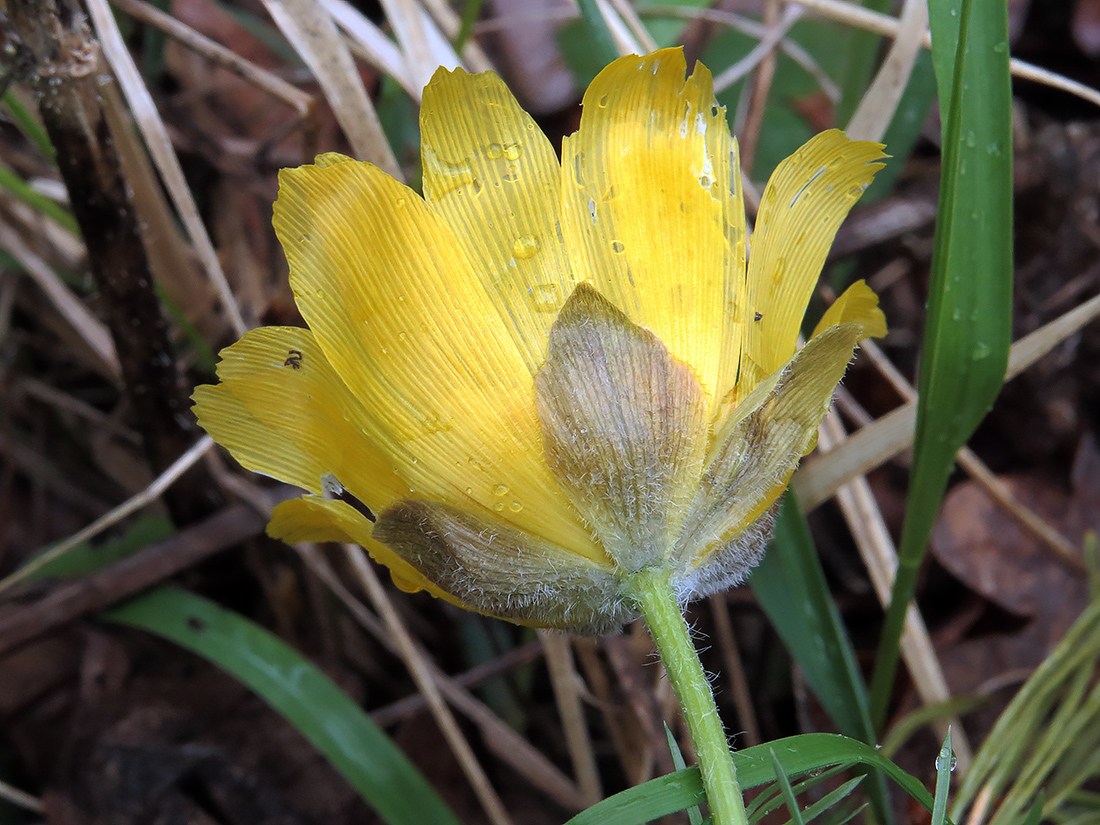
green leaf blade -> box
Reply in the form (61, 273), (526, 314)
(870, 0), (1013, 728)
(106, 587), (464, 825)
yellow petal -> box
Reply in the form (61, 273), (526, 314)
(740, 130), (886, 390)
(811, 279), (887, 340)
(273, 159), (604, 564)
(560, 48), (745, 408)
(193, 326), (405, 508)
(421, 67), (575, 375)
(677, 322), (867, 591)
(193, 379), (319, 495)
(269, 495), (457, 599)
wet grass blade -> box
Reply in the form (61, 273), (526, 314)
(869, 0), (1013, 729)
(106, 587), (465, 825)
(932, 730), (955, 825)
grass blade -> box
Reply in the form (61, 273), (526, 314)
(751, 496), (874, 743)
(666, 724), (704, 825)
(932, 730), (955, 825)
(869, 0), (1013, 728)
(752, 496), (891, 823)
(106, 587), (465, 825)
(798, 777), (865, 824)
(565, 732), (941, 825)
(771, 747), (807, 825)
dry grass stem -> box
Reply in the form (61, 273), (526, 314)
(644, 5), (841, 102)
(262, 0), (402, 177)
(323, 0), (423, 98)
(540, 630), (604, 806)
(593, 0), (645, 56)
(712, 4), (801, 96)
(299, 546), (586, 810)
(845, 0), (927, 141)
(859, 340), (1085, 571)
(111, 0), (317, 125)
(736, 0), (784, 174)
(818, 412), (973, 772)
(97, 79), (215, 322)
(0, 777), (44, 814)
(795, 292), (1100, 509)
(609, 0), (659, 53)
(788, 0), (1100, 109)
(343, 544), (515, 825)
(0, 436), (214, 596)
(0, 220), (119, 376)
(85, 0), (248, 337)
(418, 0), (494, 71)
(707, 595), (761, 747)
(379, 0), (459, 90)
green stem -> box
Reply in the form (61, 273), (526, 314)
(625, 567), (748, 825)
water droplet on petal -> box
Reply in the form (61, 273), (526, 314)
(513, 235), (540, 259)
(487, 143), (503, 159)
(610, 240), (625, 254)
(531, 283), (562, 313)
(493, 484), (509, 497)
(504, 143), (522, 160)
(493, 502), (505, 512)
(429, 158), (476, 195)
(509, 501), (523, 512)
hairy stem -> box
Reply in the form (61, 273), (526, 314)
(626, 568), (748, 825)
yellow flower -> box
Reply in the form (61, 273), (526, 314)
(193, 48), (886, 633)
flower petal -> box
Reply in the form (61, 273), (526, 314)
(739, 130), (886, 394)
(268, 495), (456, 599)
(421, 67), (575, 375)
(193, 326), (406, 507)
(811, 279), (887, 339)
(374, 498), (628, 633)
(560, 48), (744, 406)
(273, 159), (604, 564)
(676, 322), (868, 583)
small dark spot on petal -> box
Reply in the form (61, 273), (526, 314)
(754, 312), (763, 321)
(284, 349), (303, 369)
(187, 616), (206, 631)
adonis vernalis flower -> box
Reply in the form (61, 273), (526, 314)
(194, 48), (886, 634)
